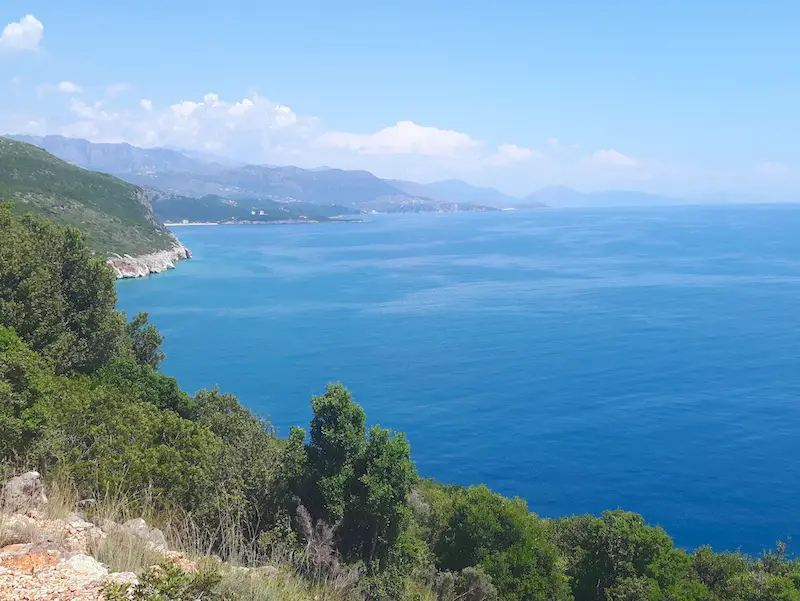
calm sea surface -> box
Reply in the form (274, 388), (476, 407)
(117, 206), (800, 553)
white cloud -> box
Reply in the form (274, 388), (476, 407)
(58, 81), (82, 93)
(587, 149), (638, 167)
(107, 82), (131, 96)
(317, 120), (481, 157)
(58, 92), (312, 159)
(754, 161), (790, 176)
(486, 143), (542, 166)
(546, 137), (559, 146)
(0, 15), (43, 53)
(69, 99), (118, 121)
(37, 81), (83, 96)
(20, 89), (663, 191)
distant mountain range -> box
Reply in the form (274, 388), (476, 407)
(7, 134), (696, 213)
(387, 178), (527, 208)
(7, 135), (498, 216)
(522, 186), (683, 208)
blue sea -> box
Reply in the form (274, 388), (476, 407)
(117, 205), (800, 554)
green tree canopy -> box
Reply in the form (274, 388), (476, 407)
(0, 202), (126, 374)
(436, 485), (570, 601)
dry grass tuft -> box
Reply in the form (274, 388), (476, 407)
(88, 530), (165, 574)
(216, 567), (324, 601)
(296, 504), (359, 598)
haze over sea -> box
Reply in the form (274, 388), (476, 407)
(117, 205), (800, 554)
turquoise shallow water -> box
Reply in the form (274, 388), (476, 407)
(117, 205), (800, 553)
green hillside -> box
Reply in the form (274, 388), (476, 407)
(149, 191), (352, 223)
(0, 137), (175, 256)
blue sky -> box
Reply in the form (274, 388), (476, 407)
(1, 0), (799, 198)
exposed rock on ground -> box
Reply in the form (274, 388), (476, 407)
(0, 507), (182, 600)
(2, 472), (48, 514)
(0, 473), (282, 600)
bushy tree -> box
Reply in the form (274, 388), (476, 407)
(553, 510), (716, 601)
(0, 203), (126, 374)
(304, 383), (417, 565)
(306, 382), (367, 523)
(0, 325), (52, 459)
(94, 358), (194, 417)
(23, 376), (225, 512)
(351, 424), (416, 564)
(126, 312), (165, 369)
(436, 485), (570, 601)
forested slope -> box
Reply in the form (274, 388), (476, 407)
(0, 137), (176, 256)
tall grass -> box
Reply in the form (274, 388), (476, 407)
(89, 530), (166, 574)
(1, 463), (354, 600)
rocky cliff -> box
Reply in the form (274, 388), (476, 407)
(106, 243), (192, 279)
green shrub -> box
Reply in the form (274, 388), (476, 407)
(103, 563), (231, 601)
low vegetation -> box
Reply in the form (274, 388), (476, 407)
(0, 137), (176, 256)
(2, 201), (800, 600)
(150, 191), (351, 223)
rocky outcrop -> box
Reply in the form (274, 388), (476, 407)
(106, 243), (191, 279)
(90, 517), (168, 552)
(2, 472), (48, 514)
(0, 511), (114, 601)
(0, 472), (182, 601)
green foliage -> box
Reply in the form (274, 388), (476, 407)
(553, 510), (677, 601)
(455, 566), (499, 601)
(307, 383), (367, 524)
(0, 325), (50, 458)
(103, 563), (232, 601)
(689, 542), (800, 601)
(350, 425), (416, 565)
(0, 137), (175, 256)
(0, 203), (126, 374)
(190, 388), (289, 528)
(93, 358), (195, 417)
(127, 312), (166, 369)
(435, 485), (569, 601)
(23, 376), (225, 513)
(304, 383), (417, 566)
(151, 192), (343, 224)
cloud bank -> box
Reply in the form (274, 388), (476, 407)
(0, 15), (43, 53)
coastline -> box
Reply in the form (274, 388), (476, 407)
(163, 221), (219, 226)
(107, 243), (192, 279)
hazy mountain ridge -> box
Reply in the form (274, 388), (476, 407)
(6, 134), (704, 211)
(387, 178), (523, 207)
(524, 186), (683, 207)
(8, 134), (208, 175)
(7, 135), (498, 215)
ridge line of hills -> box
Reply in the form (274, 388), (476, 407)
(6, 134), (693, 210)
(0, 137), (180, 260)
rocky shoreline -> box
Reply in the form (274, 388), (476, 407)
(106, 244), (192, 279)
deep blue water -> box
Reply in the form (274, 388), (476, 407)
(117, 206), (800, 554)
